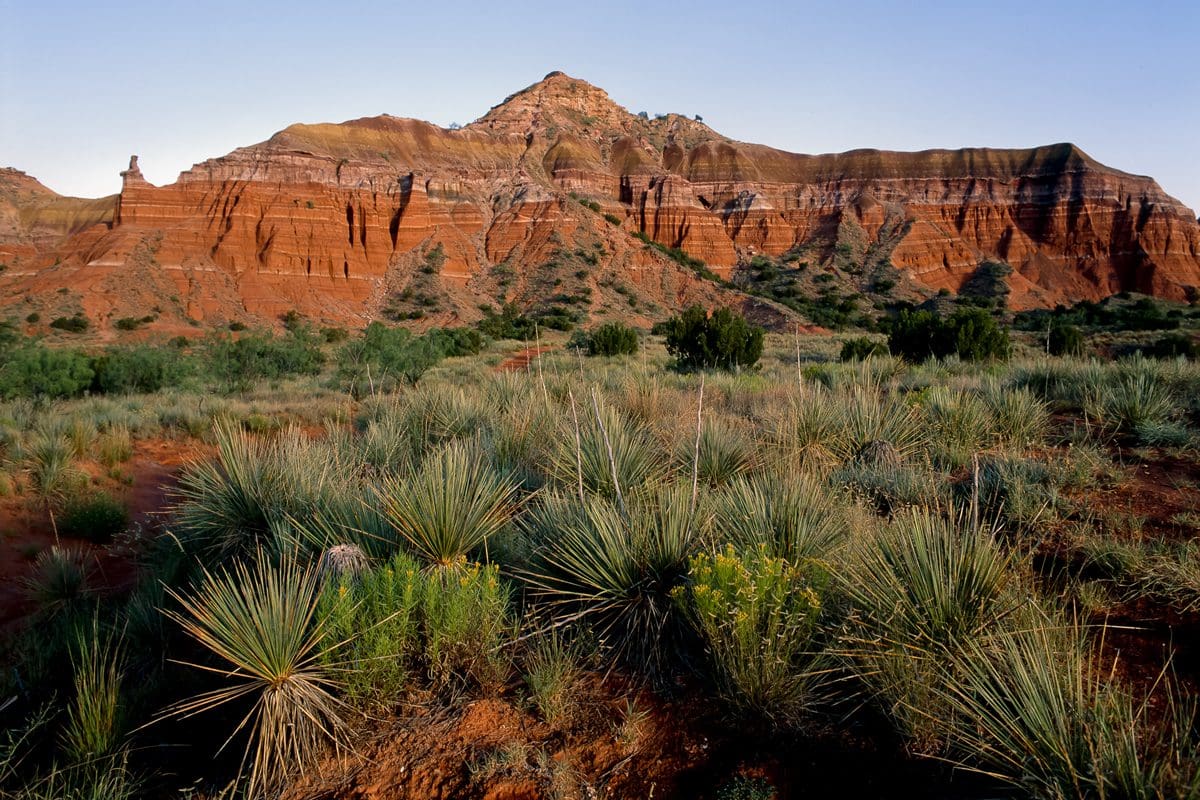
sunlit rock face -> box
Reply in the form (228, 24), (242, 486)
(3, 72), (1198, 328)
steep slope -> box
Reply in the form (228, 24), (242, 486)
(2, 72), (1198, 331)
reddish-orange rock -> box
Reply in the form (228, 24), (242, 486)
(2, 72), (1198, 331)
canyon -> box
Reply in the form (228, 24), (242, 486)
(2, 71), (1198, 332)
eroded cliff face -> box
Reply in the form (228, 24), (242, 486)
(3, 72), (1198, 330)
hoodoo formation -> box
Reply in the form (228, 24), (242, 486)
(3, 71), (1198, 329)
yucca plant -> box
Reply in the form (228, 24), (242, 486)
(984, 384), (1050, 446)
(764, 389), (841, 471)
(840, 509), (1015, 748)
(172, 423), (343, 559)
(25, 546), (92, 618)
(679, 420), (756, 488)
(25, 433), (85, 502)
(161, 556), (345, 797)
(522, 483), (701, 673)
(923, 386), (995, 469)
(1087, 372), (1175, 434)
(551, 395), (661, 499)
(829, 384), (928, 464)
(713, 474), (847, 563)
(931, 619), (1197, 799)
(376, 440), (518, 569)
(682, 545), (831, 725)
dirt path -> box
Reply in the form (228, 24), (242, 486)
(496, 346), (553, 372)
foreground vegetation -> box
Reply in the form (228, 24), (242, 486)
(0, 313), (1198, 799)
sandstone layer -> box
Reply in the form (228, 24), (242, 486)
(3, 72), (1198, 331)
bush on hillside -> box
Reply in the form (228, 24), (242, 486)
(93, 345), (188, 394)
(0, 345), (94, 399)
(886, 307), (1010, 362)
(661, 305), (764, 371)
(576, 322), (639, 357)
(49, 313), (90, 333)
(1140, 333), (1198, 360)
(1048, 323), (1086, 356)
(840, 337), (888, 362)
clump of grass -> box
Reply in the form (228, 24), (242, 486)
(376, 440), (518, 569)
(522, 631), (582, 726)
(95, 424), (133, 468)
(681, 545), (829, 725)
(973, 455), (1057, 533)
(1081, 537), (1200, 614)
(58, 492), (128, 544)
(162, 557), (345, 797)
(61, 625), (124, 765)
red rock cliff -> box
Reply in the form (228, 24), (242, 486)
(3, 72), (1198, 329)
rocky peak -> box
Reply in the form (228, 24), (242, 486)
(469, 71), (634, 138)
(120, 155), (149, 187)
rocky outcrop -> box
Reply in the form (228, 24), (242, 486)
(2, 72), (1198, 330)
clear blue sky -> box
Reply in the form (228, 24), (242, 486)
(3, 0), (1198, 211)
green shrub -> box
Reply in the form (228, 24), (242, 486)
(1140, 333), (1198, 359)
(886, 307), (1009, 362)
(49, 313), (89, 333)
(0, 346), (94, 399)
(583, 322), (639, 357)
(92, 346), (186, 394)
(682, 546), (829, 724)
(840, 337), (888, 361)
(58, 492), (128, 543)
(477, 303), (537, 340)
(318, 550), (421, 707)
(202, 329), (324, 392)
(661, 305), (764, 371)
(1048, 323), (1086, 356)
(420, 563), (512, 691)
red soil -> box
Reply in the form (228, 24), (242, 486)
(0, 437), (208, 634)
(497, 347), (554, 373)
